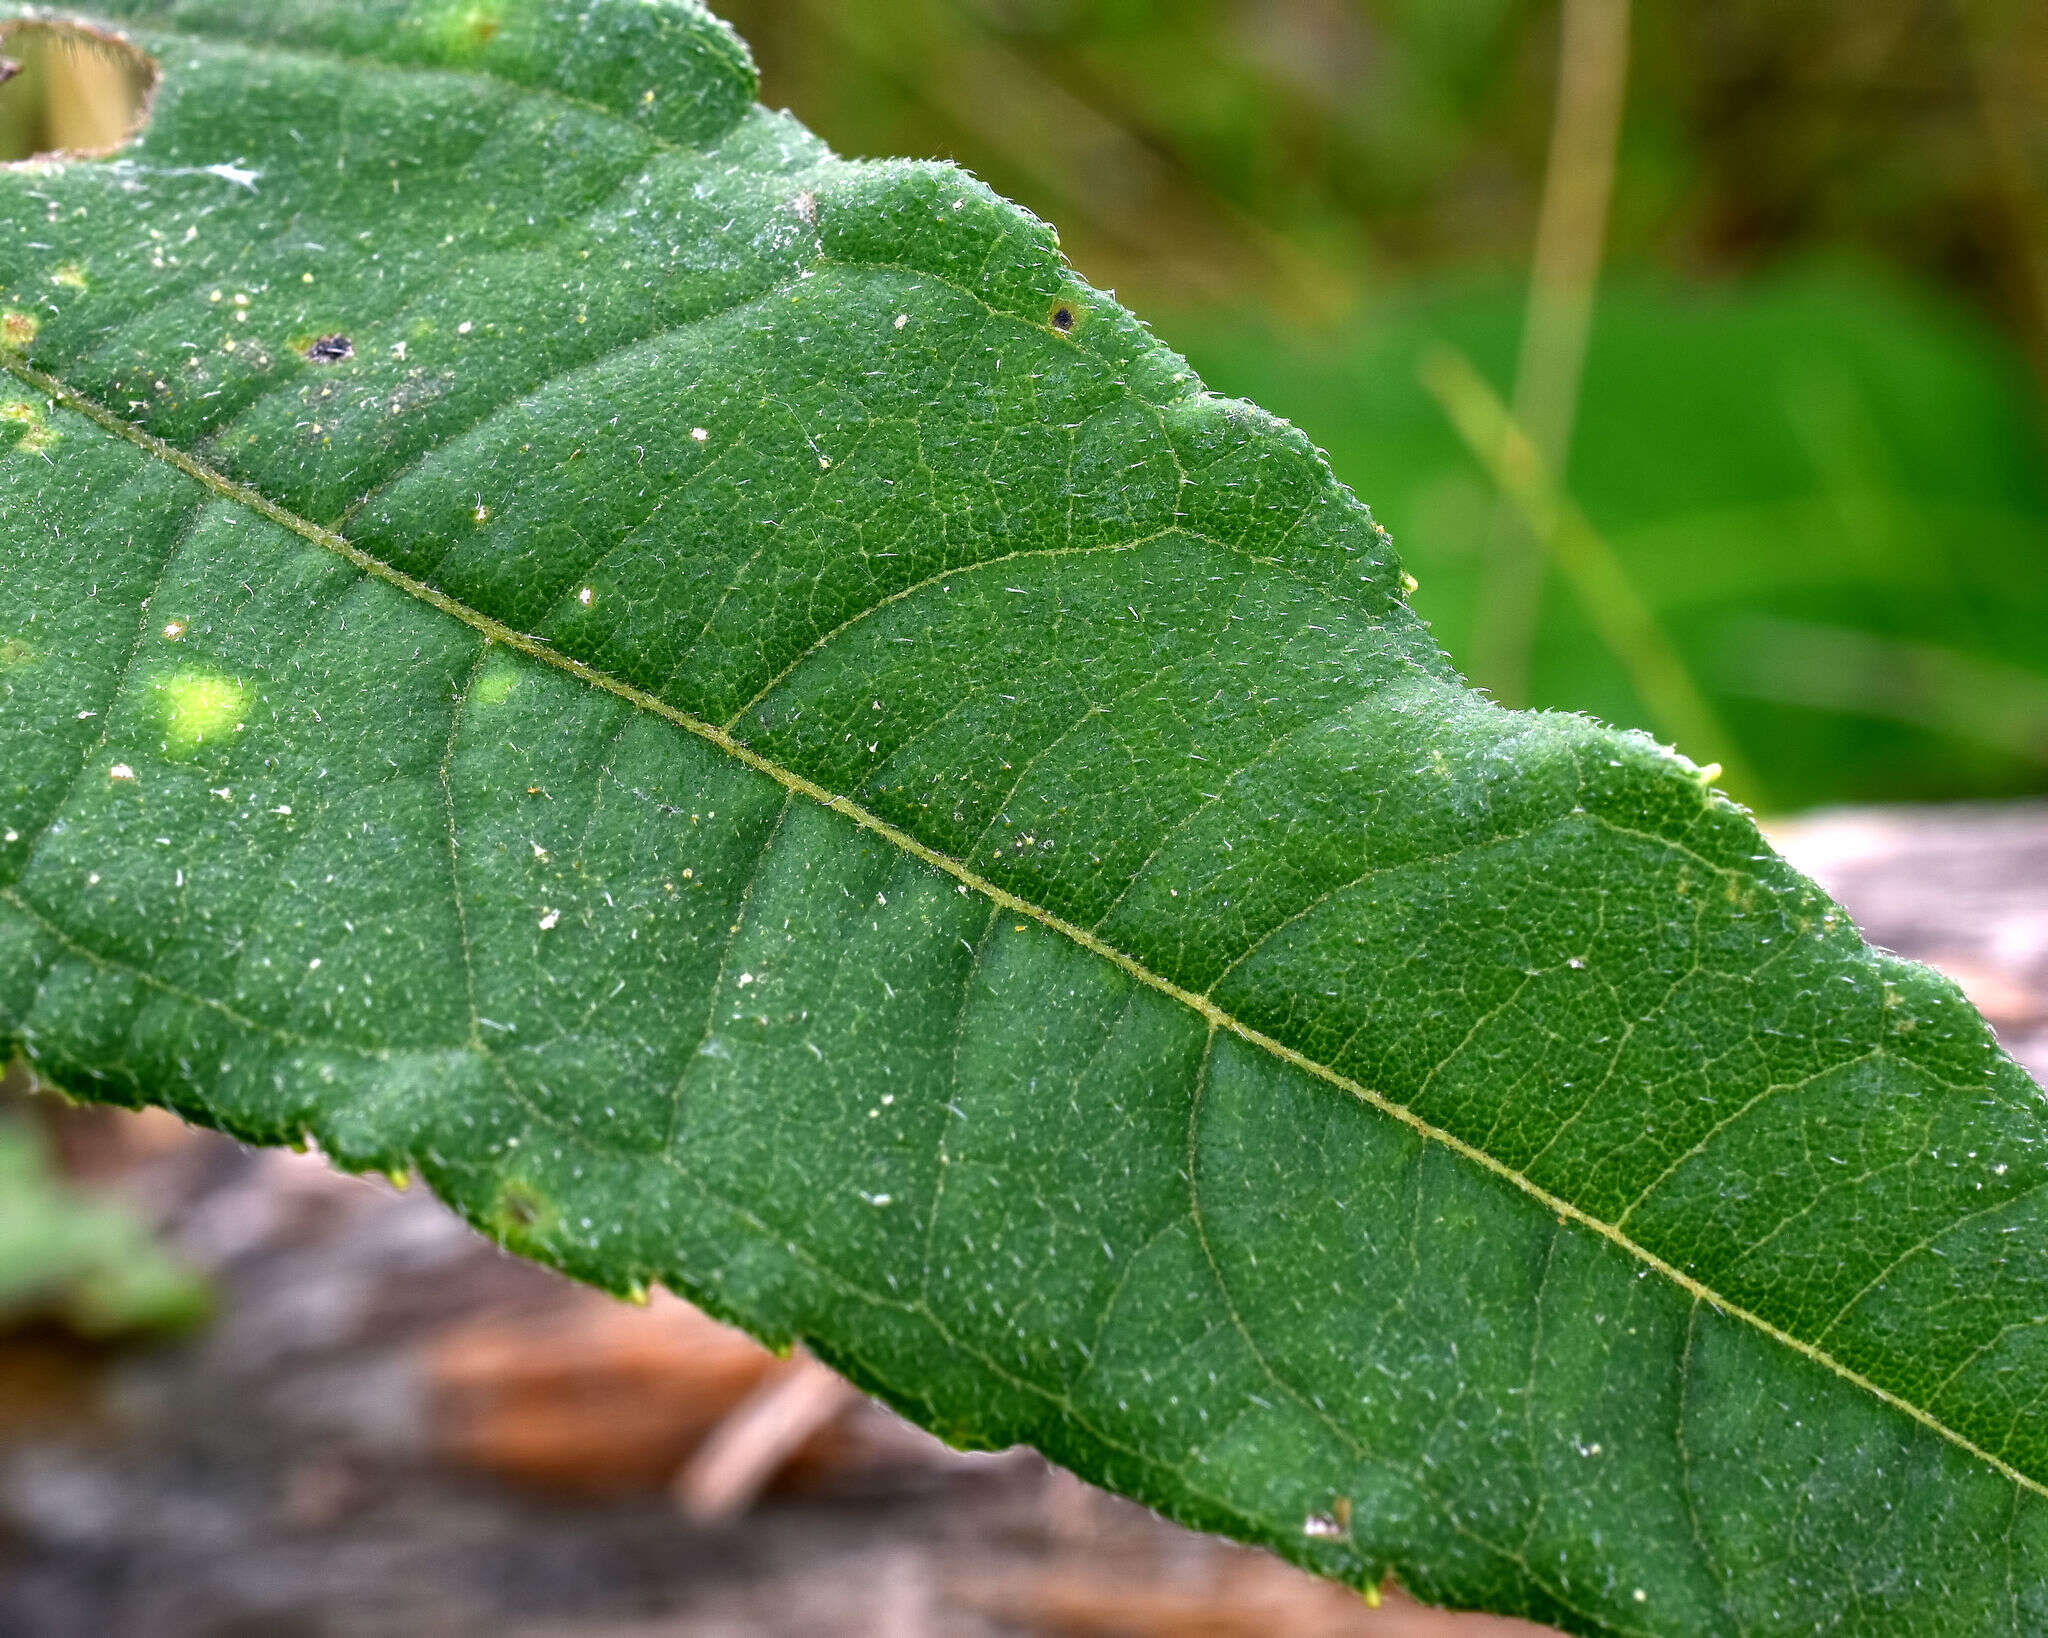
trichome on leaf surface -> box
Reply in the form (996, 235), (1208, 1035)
(3, 4), (2046, 1633)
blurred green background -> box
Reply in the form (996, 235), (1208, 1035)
(719, 0), (2048, 813)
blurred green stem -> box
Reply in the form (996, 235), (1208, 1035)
(1472, 0), (1631, 708)
(1423, 345), (1767, 807)
(1721, 618), (2048, 766)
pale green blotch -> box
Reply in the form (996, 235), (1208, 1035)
(0, 398), (55, 453)
(472, 659), (521, 707)
(422, 2), (508, 59)
(155, 671), (248, 756)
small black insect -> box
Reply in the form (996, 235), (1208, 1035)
(1051, 306), (1076, 333)
(304, 333), (354, 362)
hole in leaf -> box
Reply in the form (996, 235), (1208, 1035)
(0, 21), (158, 163)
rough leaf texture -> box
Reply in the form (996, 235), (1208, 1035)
(3, 5), (2048, 1631)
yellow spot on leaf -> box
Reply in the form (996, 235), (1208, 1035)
(0, 398), (55, 453)
(427, 2), (505, 55)
(1, 310), (38, 349)
(473, 662), (520, 707)
(155, 671), (248, 755)
(489, 1178), (556, 1247)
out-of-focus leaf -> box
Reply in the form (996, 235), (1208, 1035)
(0, 1109), (207, 1338)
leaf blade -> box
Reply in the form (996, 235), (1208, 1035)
(5, 6), (2048, 1632)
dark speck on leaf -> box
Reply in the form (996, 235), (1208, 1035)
(1052, 306), (1075, 333)
(305, 334), (353, 362)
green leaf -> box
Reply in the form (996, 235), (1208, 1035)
(2, 5), (2046, 1630)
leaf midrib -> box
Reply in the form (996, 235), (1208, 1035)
(6, 298), (2037, 1512)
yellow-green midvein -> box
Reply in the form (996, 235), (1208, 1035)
(9, 349), (2043, 1506)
